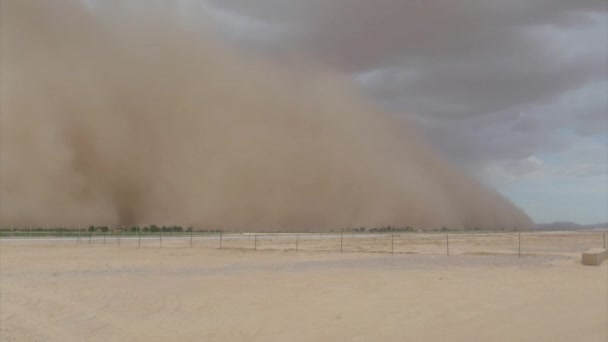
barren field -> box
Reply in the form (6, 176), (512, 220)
(1, 232), (607, 341)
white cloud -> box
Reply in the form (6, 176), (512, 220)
(484, 156), (545, 184)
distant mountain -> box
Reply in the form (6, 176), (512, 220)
(536, 221), (608, 231)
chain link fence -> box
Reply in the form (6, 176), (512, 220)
(1, 228), (606, 257)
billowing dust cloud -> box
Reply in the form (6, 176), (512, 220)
(0, 0), (534, 231)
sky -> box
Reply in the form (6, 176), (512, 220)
(84, 0), (607, 225)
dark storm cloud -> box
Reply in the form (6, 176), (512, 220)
(204, 0), (607, 172)
(206, 0), (606, 70)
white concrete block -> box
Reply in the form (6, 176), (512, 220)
(582, 248), (608, 266)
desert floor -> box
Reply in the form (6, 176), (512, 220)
(1, 234), (607, 341)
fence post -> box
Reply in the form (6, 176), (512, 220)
(11, 225), (13, 237)
(139, 229), (141, 248)
(340, 232), (343, 254)
(190, 229), (193, 248)
(518, 231), (521, 258)
(391, 234), (394, 255)
(89, 232), (91, 245)
(61, 227), (64, 238)
(219, 232), (223, 250)
(77, 229), (80, 244)
(160, 229), (162, 248)
(103, 231), (106, 245)
(254, 234), (257, 251)
(296, 234), (299, 252)
(446, 233), (449, 256)
(47, 224), (50, 237)
(29, 225), (32, 238)
(118, 229), (121, 247)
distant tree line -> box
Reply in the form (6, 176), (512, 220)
(0, 225), (513, 233)
(85, 225), (221, 233)
(336, 226), (416, 233)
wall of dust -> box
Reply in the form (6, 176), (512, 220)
(0, 0), (535, 231)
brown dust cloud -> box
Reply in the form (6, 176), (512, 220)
(0, 0), (534, 231)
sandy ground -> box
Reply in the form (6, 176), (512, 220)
(1, 235), (607, 341)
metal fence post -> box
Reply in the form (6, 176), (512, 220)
(518, 231), (521, 258)
(103, 231), (106, 245)
(296, 234), (299, 252)
(138, 229), (141, 248)
(446, 233), (449, 256)
(77, 229), (80, 244)
(89, 232), (91, 245)
(340, 232), (343, 254)
(254, 234), (257, 251)
(391, 234), (394, 255)
(11, 225), (13, 237)
(160, 229), (162, 248)
(190, 229), (193, 248)
(29, 225), (32, 238)
(219, 232), (223, 250)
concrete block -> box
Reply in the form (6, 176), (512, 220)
(582, 248), (608, 266)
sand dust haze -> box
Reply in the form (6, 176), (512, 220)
(0, 0), (534, 231)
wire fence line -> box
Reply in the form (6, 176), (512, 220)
(1, 228), (606, 257)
